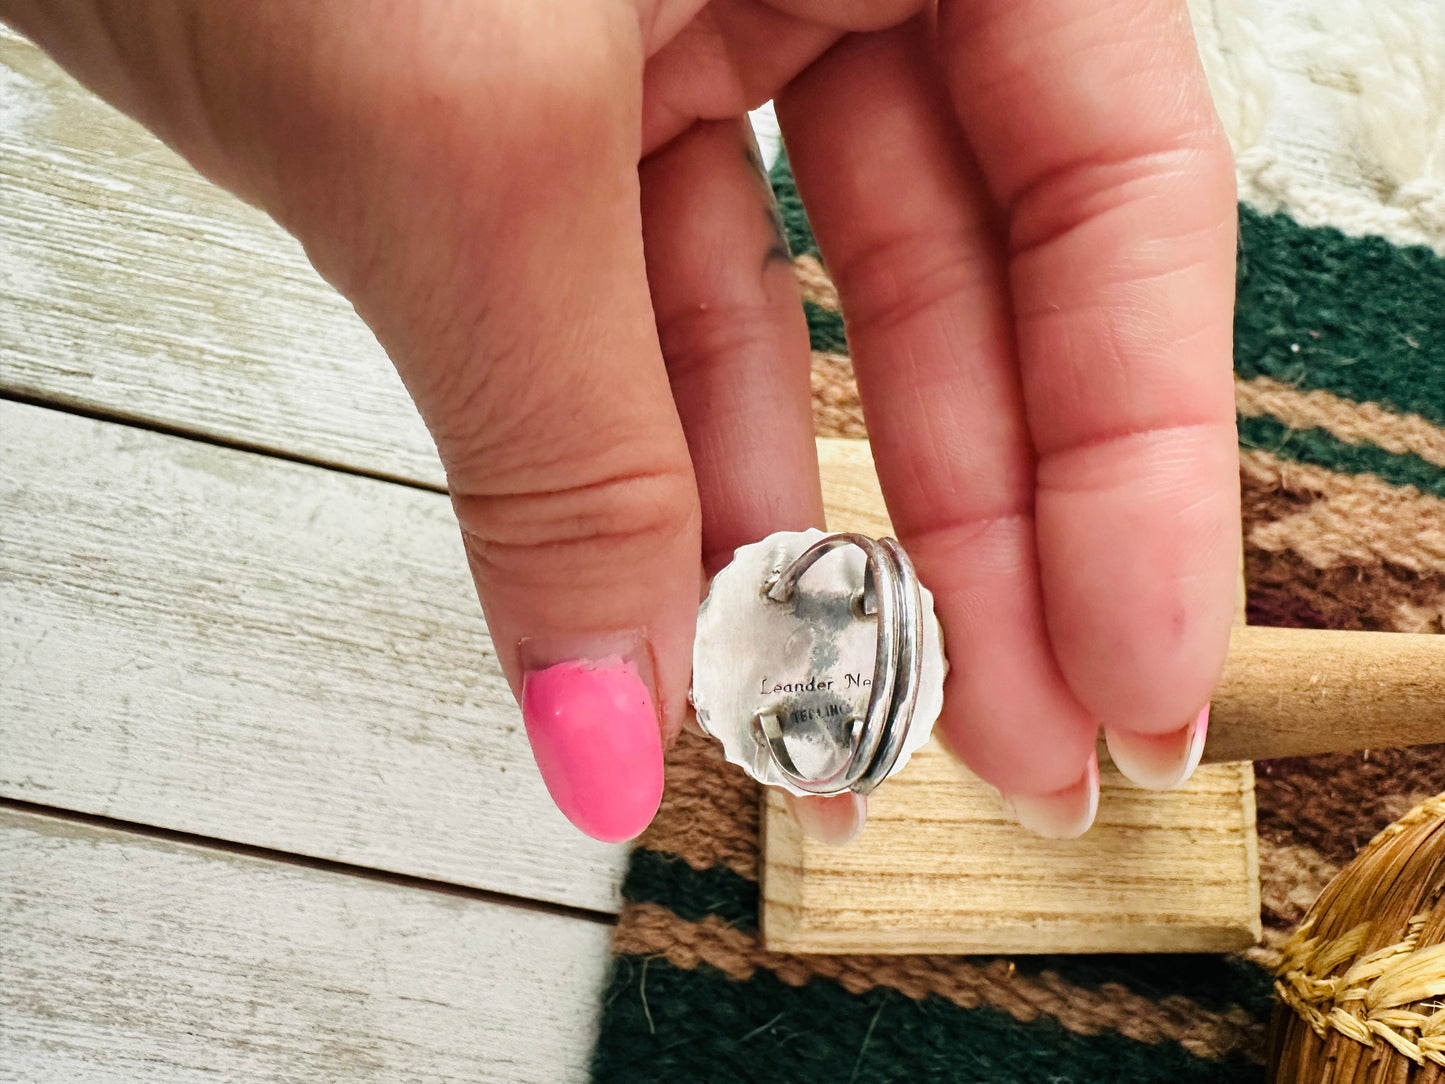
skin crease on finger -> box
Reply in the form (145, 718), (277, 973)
(0, 0), (1236, 838)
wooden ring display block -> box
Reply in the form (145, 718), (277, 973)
(763, 747), (1260, 955)
(770, 441), (1441, 955)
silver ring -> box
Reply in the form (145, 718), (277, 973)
(750, 532), (924, 796)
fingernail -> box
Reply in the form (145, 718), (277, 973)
(1002, 752), (1099, 839)
(787, 792), (867, 846)
(1106, 705), (1210, 791)
(520, 655), (664, 843)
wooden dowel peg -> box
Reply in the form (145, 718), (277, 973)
(1205, 626), (1445, 763)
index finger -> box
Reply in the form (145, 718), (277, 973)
(938, 0), (1241, 745)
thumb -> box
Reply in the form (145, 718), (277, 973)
(5, 1), (703, 843)
(324, 18), (702, 844)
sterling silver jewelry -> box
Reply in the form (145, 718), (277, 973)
(691, 530), (946, 797)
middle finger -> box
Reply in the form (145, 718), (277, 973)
(776, 22), (1099, 827)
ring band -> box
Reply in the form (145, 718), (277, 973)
(751, 532), (924, 796)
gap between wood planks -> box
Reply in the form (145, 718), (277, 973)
(0, 795), (616, 927)
(0, 388), (450, 496)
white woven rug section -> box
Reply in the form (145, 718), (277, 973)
(751, 0), (1445, 253)
(1191, 0), (1445, 252)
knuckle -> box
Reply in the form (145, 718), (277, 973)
(1008, 142), (1234, 263)
(833, 226), (998, 338)
(656, 303), (783, 386)
(454, 462), (698, 584)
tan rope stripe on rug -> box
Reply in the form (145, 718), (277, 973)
(1242, 450), (1445, 574)
(634, 732), (761, 882)
(1237, 375), (1445, 470)
(616, 902), (1267, 1063)
(810, 351), (867, 440)
(810, 386), (1445, 588)
(793, 254), (839, 311)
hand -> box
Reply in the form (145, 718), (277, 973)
(4, 0), (1239, 843)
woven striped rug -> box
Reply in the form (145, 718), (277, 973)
(593, 8), (1445, 1080)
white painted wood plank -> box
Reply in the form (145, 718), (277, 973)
(0, 33), (788, 487)
(0, 400), (626, 912)
(0, 808), (610, 1083)
(0, 25), (445, 489)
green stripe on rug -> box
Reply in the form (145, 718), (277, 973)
(1238, 413), (1445, 497)
(773, 154), (1445, 430)
(771, 152), (820, 262)
(621, 849), (1274, 1016)
(805, 299), (848, 354)
(1236, 205), (1445, 427)
(1001, 953), (1275, 1020)
(623, 849), (759, 931)
(592, 959), (1263, 1084)
(776, 153), (849, 354)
